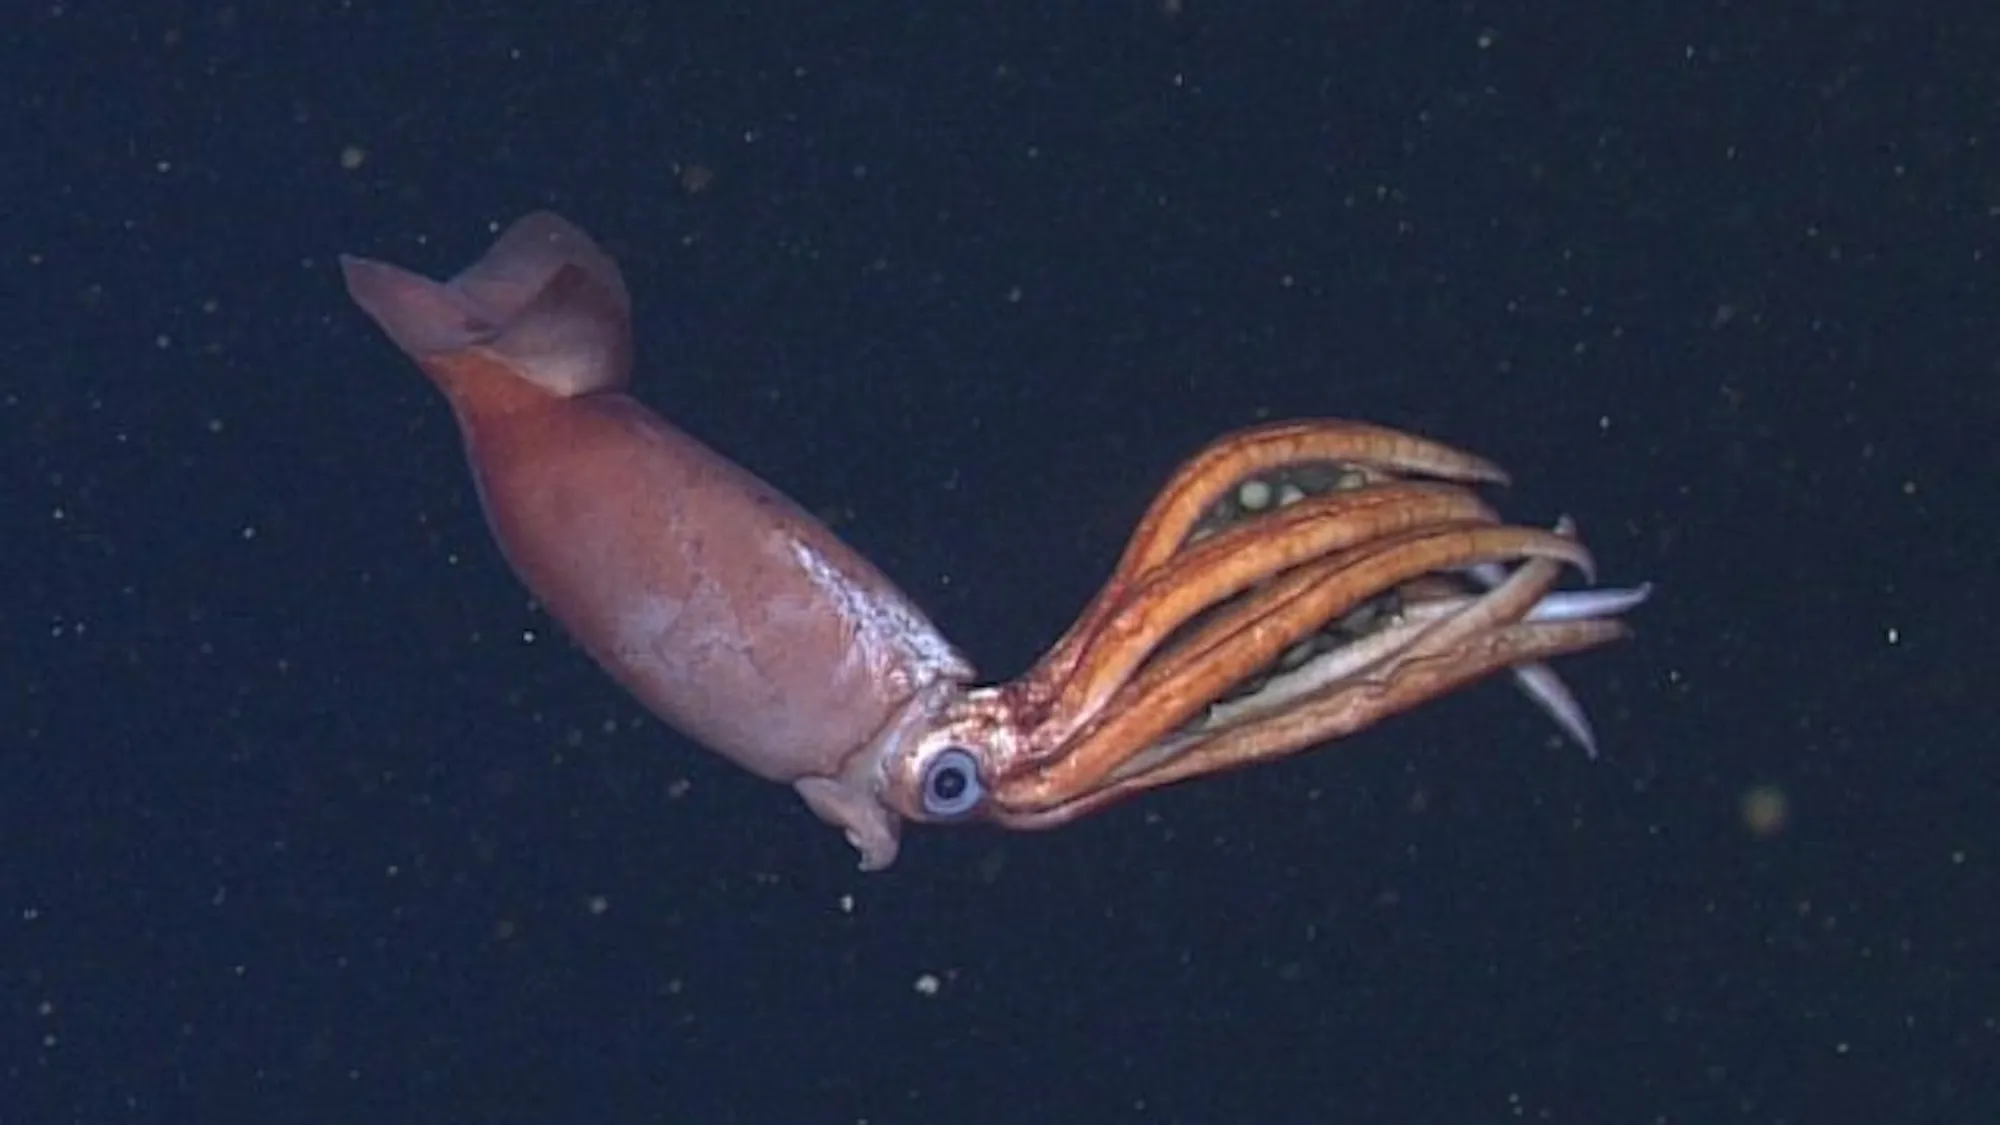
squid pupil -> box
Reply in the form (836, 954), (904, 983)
(930, 761), (969, 801)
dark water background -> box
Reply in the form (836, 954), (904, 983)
(7, 4), (1994, 1122)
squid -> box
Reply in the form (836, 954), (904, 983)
(341, 212), (1649, 870)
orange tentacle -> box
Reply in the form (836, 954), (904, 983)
(993, 524), (1591, 811)
(1018, 483), (1497, 741)
(1031, 420), (1509, 718)
(1112, 419), (1508, 583)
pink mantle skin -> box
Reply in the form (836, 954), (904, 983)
(341, 213), (972, 869)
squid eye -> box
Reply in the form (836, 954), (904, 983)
(920, 747), (985, 819)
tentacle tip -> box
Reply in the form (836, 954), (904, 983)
(1559, 703), (1602, 761)
(1550, 515), (1597, 583)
